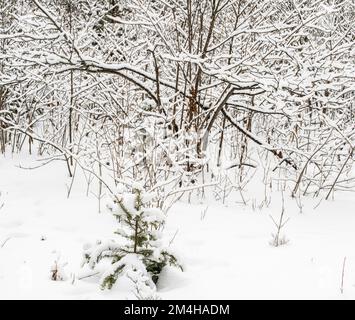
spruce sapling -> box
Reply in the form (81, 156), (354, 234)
(82, 183), (182, 292)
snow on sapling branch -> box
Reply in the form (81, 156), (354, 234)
(82, 183), (182, 292)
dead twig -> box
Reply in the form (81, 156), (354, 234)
(1, 237), (11, 248)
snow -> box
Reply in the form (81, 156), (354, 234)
(0, 153), (355, 300)
(161, 198), (355, 300)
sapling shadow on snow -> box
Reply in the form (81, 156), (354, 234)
(81, 184), (182, 297)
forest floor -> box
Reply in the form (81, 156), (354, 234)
(0, 152), (355, 299)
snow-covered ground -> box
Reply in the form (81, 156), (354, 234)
(1, 153), (355, 299)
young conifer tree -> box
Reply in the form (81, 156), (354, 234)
(82, 183), (182, 295)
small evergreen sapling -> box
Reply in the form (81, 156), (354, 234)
(82, 184), (182, 294)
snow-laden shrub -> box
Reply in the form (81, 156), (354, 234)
(82, 184), (182, 294)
